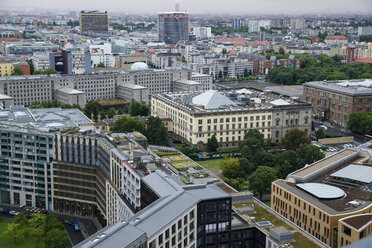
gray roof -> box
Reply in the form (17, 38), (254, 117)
(141, 170), (183, 198)
(192, 90), (235, 109)
(304, 80), (372, 96)
(296, 183), (345, 199)
(330, 164), (372, 184)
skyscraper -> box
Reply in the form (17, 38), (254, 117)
(80, 11), (109, 35)
(158, 12), (189, 44)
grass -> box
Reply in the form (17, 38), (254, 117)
(199, 158), (224, 176)
(292, 232), (319, 248)
(0, 220), (36, 248)
(233, 201), (292, 230)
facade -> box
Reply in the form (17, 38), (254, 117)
(172, 79), (203, 92)
(271, 146), (372, 247)
(0, 60), (13, 76)
(0, 68), (198, 107)
(232, 19), (242, 30)
(158, 12), (189, 44)
(80, 11), (109, 35)
(303, 79), (372, 127)
(191, 60), (253, 79)
(55, 87), (87, 108)
(31, 52), (50, 71)
(248, 20), (259, 33)
(191, 73), (213, 92)
(117, 84), (149, 103)
(151, 90), (312, 148)
(193, 27), (212, 40)
(117, 55), (148, 70)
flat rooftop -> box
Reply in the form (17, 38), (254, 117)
(154, 88), (311, 115)
(304, 79), (372, 96)
(342, 214), (372, 230)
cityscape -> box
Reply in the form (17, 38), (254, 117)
(0, 1), (372, 248)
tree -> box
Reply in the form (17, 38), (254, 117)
(11, 66), (24, 76)
(315, 127), (326, 140)
(84, 101), (99, 120)
(111, 116), (146, 133)
(347, 111), (372, 135)
(207, 135), (219, 152)
(97, 62), (105, 68)
(221, 157), (242, 179)
(45, 229), (71, 248)
(100, 112), (107, 120)
(218, 71), (223, 79)
(248, 166), (277, 199)
(146, 116), (168, 146)
(279, 47), (285, 55)
(43, 68), (58, 75)
(108, 107), (116, 118)
(282, 128), (309, 150)
(13, 213), (28, 228)
(296, 144), (325, 167)
(129, 99), (150, 117)
(243, 68), (249, 78)
(222, 48), (227, 55)
(6, 222), (25, 244)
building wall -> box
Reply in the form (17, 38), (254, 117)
(338, 215), (372, 247)
(80, 12), (109, 35)
(303, 85), (372, 127)
(151, 95), (312, 148)
(271, 181), (372, 247)
(191, 74), (213, 91)
(0, 62), (13, 76)
(147, 206), (197, 248)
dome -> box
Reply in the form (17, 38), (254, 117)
(130, 62), (149, 71)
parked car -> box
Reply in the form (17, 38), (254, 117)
(2, 209), (9, 214)
(9, 211), (19, 216)
(73, 221), (80, 231)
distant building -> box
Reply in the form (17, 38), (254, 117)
(32, 52), (50, 71)
(248, 20), (259, 33)
(79, 11), (109, 35)
(346, 47), (358, 64)
(193, 27), (211, 39)
(49, 49), (91, 74)
(158, 12), (189, 44)
(232, 19), (242, 30)
(324, 35), (348, 44)
(290, 18), (305, 30)
(358, 26), (372, 35)
(0, 60), (13, 76)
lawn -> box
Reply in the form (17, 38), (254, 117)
(199, 158), (224, 176)
(0, 220), (36, 248)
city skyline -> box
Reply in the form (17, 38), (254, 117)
(1, 0), (371, 15)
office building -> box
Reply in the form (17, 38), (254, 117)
(358, 26), (372, 35)
(303, 79), (372, 127)
(158, 12), (189, 44)
(80, 11), (109, 35)
(248, 20), (259, 33)
(151, 89), (312, 148)
(193, 27), (212, 39)
(271, 144), (372, 247)
(0, 60), (13, 76)
(31, 52), (50, 71)
(0, 67), (211, 107)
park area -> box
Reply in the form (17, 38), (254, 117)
(0, 220), (35, 248)
(198, 158), (224, 176)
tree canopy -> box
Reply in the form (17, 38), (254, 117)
(248, 166), (277, 199)
(347, 111), (372, 135)
(128, 99), (150, 117)
(111, 116), (146, 134)
(146, 116), (168, 146)
(11, 66), (24, 76)
(266, 55), (372, 85)
(282, 128), (309, 150)
(207, 135), (219, 152)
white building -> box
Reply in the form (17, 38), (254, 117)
(31, 52), (50, 71)
(193, 27), (212, 39)
(248, 20), (259, 33)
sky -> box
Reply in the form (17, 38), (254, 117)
(1, 0), (372, 15)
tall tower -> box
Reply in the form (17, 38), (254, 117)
(157, 12), (189, 44)
(175, 2), (180, 12)
(79, 10), (109, 36)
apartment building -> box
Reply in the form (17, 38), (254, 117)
(151, 89), (312, 148)
(31, 52), (50, 71)
(271, 146), (372, 247)
(303, 79), (372, 127)
(191, 60), (253, 79)
(0, 60), (13, 76)
(191, 73), (213, 92)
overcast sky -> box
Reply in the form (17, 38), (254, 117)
(1, 0), (372, 15)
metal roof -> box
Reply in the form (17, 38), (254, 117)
(296, 183), (345, 199)
(330, 164), (372, 184)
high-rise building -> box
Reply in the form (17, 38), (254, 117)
(158, 12), (189, 44)
(232, 19), (242, 30)
(248, 20), (259, 33)
(79, 11), (109, 35)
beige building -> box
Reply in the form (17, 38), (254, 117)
(151, 90), (312, 148)
(0, 60), (13, 76)
(117, 55), (148, 70)
(272, 148), (372, 247)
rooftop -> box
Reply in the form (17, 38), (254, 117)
(304, 79), (372, 96)
(341, 214), (372, 230)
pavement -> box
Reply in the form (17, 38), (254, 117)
(313, 121), (364, 144)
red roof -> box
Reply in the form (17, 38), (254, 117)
(227, 49), (239, 55)
(214, 38), (248, 45)
(354, 57), (372, 63)
(0, 37), (16, 41)
(254, 41), (269, 45)
(134, 52), (144, 56)
(325, 35), (347, 41)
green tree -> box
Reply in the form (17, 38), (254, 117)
(147, 116), (168, 146)
(100, 112), (107, 120)
(296, 144), (325, 167)
(129, 99), (150, 117)
(44, 68), (58, 75)
(13, 213), (28, 228)
(218, 71), (223, 79)
(97, 62), (105, 68)
(11, 66), (24, 76)
(221, 157), (242, 179)
(6, 222), (24, 244)
(207, 135), (219, 152)
(108, 107), (116, 118)
(111, 116), (146, 133)
(347, 111), (372, 135)
(282, 128), (309, 150)
(45, 229), (72, 248)
(315, 127), (326, 140)
(279, 47), (285, 55)
(249, 166), (277, 199)
(84, 101), (99, 120)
